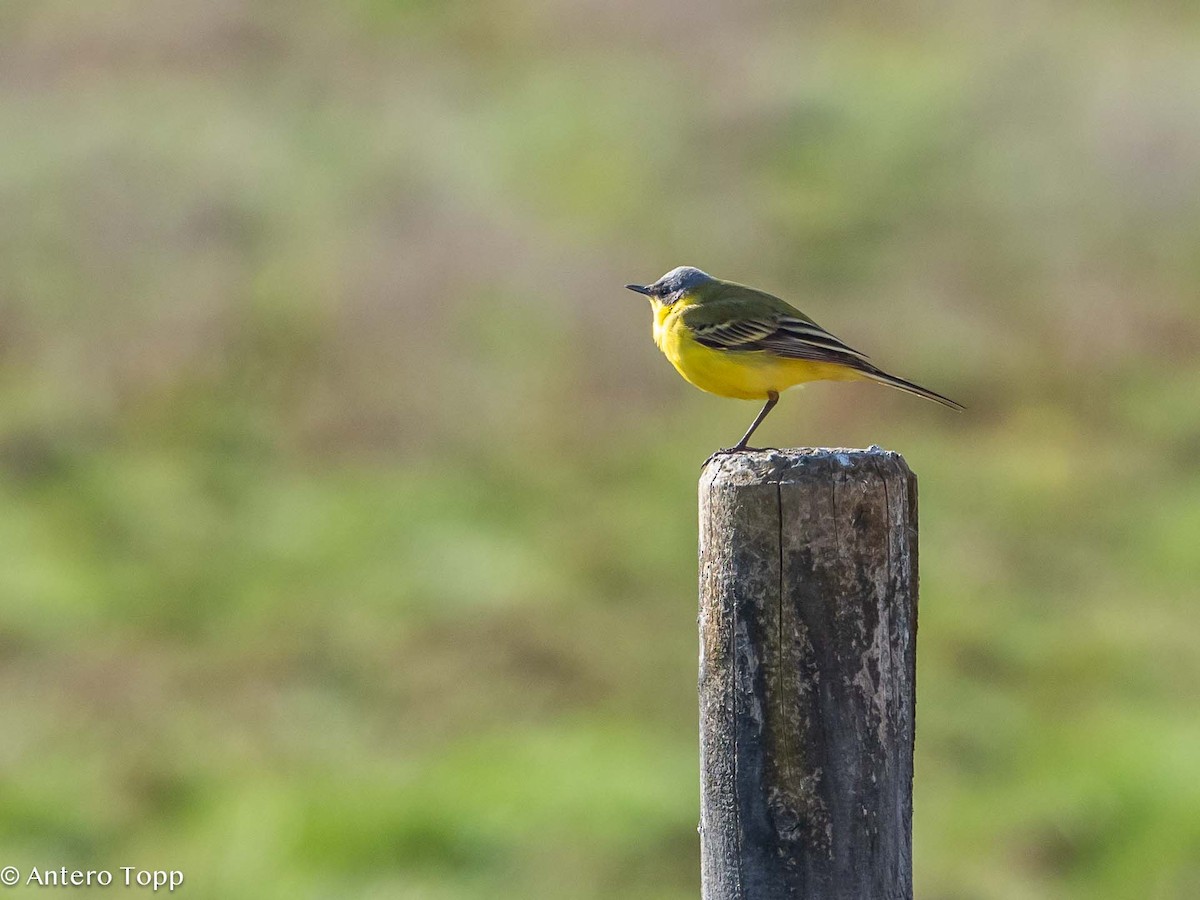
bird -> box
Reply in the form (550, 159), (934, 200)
(625, 266), (962, 452)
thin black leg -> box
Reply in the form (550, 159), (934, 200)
(703, 391), (782, 467)
(732, 390), (779, 451)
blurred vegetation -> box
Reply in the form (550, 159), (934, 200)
(1, 1), (1199, 897)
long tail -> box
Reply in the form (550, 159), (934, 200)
(859, 365), (964, 410)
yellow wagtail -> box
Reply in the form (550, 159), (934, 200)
(626, 266), (962, 451)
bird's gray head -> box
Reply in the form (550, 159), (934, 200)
(625, 266), (713, 303)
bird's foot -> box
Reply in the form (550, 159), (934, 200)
(702, 446), (777, 467)
(702, 448), (736, 468)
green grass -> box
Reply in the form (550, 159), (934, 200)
(0, 1), (1198, 897)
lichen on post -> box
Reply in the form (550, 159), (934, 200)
(699, 448), (918, 900)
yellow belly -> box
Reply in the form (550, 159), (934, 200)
(654, 305), (862, 400)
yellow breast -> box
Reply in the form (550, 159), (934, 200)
(652, 300), (861, 401)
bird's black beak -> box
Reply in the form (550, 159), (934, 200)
(624, 283), (653, 296)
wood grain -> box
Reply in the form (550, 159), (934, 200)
(699, 448), (918, 900)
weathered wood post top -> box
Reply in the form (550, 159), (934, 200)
(698, 447), (918, 900)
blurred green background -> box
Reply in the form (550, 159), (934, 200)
(1, 1), (1198, 897)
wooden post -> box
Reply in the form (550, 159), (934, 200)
(698, 448), (918, 900)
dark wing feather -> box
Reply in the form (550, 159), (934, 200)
(686, 308), (871, 367)
(678, 284), (962, 409)
(687, 318), (777, 347)
(760, 316), (872, 363)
